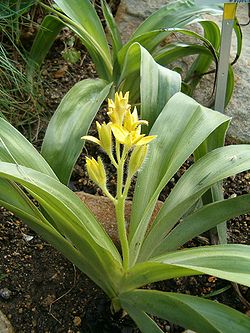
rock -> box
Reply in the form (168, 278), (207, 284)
(0, 311), (14, 333)
(76, 192), (163, 245)
(116, 2), (250, 142)
(115, 0), (170, 42)
(0, 288), (12, 300)
(224, 5), (250, 143)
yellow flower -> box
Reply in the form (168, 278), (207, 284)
(111, 123), (156, 148)
(81, 122), (112, 155)
(123, 107), (148, 132)
(85, 156), (106, 187)
(107, 92), (131, 126)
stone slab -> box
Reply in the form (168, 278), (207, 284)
(76, 192), (163, 245)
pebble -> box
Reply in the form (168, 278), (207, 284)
(73, 316), (81, 326)
(0, 288), (12, 300)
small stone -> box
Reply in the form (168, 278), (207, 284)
(0, 288), (12, 300)
(73, 316), (81, 326)
(22, 233), (34, 242)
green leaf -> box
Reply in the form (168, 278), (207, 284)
(154, 245), (250, 287)
(154, 43), (212, 66)
(120, 289), (250, 333)
(141, 145), (250, 259)
(54, 0), (110, 59)
(101, 0), (122, 60)
(0, 117), (56, 177)
(0, 162), (122, 297)
(140, 46), (181, 132)
(160, 194), (250, 252)
(41, 79), (112, 185)
(225, 65), (234, 108)
(132, 1), (222, 39)
(184, 21), (220, 88)
(123, 306), (164, 333)
(27, 15), (64, 79)
(123, 244), (250, 291)
(0, 196), (115, 297)
(231, 18), (242, 66)
(52, 0), (112, 80)
(117, 43), (180, 109)
(128, 92), (230, 265)
(0, 179), (43, 219)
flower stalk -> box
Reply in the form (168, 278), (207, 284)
(81, 91), (156, 269)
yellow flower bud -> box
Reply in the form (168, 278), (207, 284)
(107, 91), (131, 125)
(128, 145), (148, 177)
(96, 121), (112, 155)
(86, 156), (106, 187)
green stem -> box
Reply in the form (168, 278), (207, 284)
(108, 152), (118, 169)
(115, 197), (129, 270)
(123, 175), (132, 198)
(116, 141), (121, 163)
(115, 147), (129, 270)
(102, 185), (116, 203)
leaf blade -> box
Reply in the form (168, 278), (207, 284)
(41, 79), (112, 185)
(141, 145), (250, 260)
(120, 289), (250, 333)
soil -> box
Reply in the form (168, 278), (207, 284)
(1, 2), (250, 333)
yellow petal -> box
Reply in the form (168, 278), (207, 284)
(81, 135), (101, 145)
(135, 135), (157, 146)
(111, 124), (129, 143)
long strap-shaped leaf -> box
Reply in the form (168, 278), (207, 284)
(141, 145), (250, 260)
(154, 42), (212, 65)
(120, 289), (250, 333)
(116, 44), (180, 107)
(0, 196), (117, 297)
(158, 194), (250, 253)
(123, 244), (250, 291)
(117, 2), (221, 67)
(128, 92), (230, 265)
(52, 0), (112, 80)
(132, 0), (221, 39)
(0, 117), (59, 228)
(27, 15), (64, 79)
(0, 117), (56, 177)
(101, 0), (122, 60)
(184, 21), (220, 87)
(0, 179), (47, 220)
(140, 46), (181, 132)
(41, 79), (112, 185)
(123, 306), (164, 333)
(53, 0), (110, 62)
(0, 162), (122, 295)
